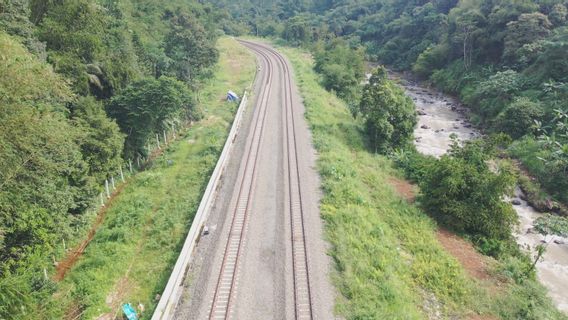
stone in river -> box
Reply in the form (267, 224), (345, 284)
(417, 110), (427, 115)
(421, 124), (430, 129)
(511, 199), (522, 205)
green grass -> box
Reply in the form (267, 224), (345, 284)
(277, 44), (566, 319)
(50, 37), (256, 319)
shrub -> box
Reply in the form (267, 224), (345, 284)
(107, 76), (197, 157)
(420, 137), (517, 240)
(358, 67), (416, 153)
(494, 97), (544, 139)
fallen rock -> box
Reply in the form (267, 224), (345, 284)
(554, 239), (566, 245)
(511, 199), (522, 205)
(417, 110), (427, 116)
(421, 124), (430, 129)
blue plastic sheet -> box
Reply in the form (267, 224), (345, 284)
(122, 303), (138, 320)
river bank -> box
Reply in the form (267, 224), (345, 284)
(387, 72), (568, 314)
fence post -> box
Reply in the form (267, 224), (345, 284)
(163, 130), (168, 145)
(129, 160), (133, 173)
(111, 176), (116, 190)
(105, 180), (110, 198)
(156, 134), (161, 149)
(120, 167), (125, 182)
(100, 193), (105, 206)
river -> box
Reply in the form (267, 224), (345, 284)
(389, 73), (568, 313)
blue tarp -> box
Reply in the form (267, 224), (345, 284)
(227, 90), (239, 102)
(122, 303), (138, 320)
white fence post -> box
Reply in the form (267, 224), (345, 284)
(105, 180), (110, 198)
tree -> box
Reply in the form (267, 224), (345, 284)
(420, 136), (517, 240)
(70, 96), (124, 184)
(313, 38), (364, 103)
(358, 67), (416, 153)
(529, 214), (568, 272)
(494, 98), (544, 139)
(503, 13), (552, 64)
(164, 12), (219, 85)
(549, 3), (567, 26)
(448, 3), (486, 69)
(107, 76), (198, 157)
(470, 70), (524, 119)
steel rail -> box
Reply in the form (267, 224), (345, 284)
(207, 42), (274, 320)
(239, 40), (315, 320)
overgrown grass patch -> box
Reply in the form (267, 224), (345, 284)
(50, 37), (256, 319)
(278, 44), (566, 319)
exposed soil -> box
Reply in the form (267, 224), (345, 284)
(468, 315), (499, 320)
(54, 182), (127, 282)
(388, 176), (416, 202)
(55, 129), (184, 283)
(436, 228), (492, 282)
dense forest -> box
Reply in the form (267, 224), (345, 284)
(216, 0), (568, 208)
(0, 0), (224, 317)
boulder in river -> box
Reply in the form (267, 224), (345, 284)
(417, 110), (427, 116)
(421, 124), (430, 129)
(511, 199), (522, 205)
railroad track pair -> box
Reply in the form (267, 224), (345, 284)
(207, 41), (314, 320)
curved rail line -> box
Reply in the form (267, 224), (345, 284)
(207, 42), (274, 320)
(239, 40), (315, 320)
(207, 40), (314, 320)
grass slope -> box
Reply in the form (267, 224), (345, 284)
(278, 45), (565, 319)
(51, 37), (255, 319)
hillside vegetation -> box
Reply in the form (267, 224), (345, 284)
(280, 43), (565, 320)
(0, 0), (237, 317)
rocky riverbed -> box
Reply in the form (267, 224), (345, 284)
(390, 73), (568, 314)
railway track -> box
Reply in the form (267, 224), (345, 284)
(206, 41), (314, 319)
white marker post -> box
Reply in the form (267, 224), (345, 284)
(105, 180), (110, 198)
